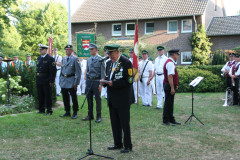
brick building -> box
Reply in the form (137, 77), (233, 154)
(207, 16), (240, 51)
(71, 0), (225, 65)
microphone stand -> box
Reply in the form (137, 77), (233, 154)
(79, 80), (113, 160)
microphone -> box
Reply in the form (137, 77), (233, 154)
(99, 56), (109, 62)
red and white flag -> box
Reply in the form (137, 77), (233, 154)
(48, 37), (53, 56)
(133, 23), (139, 81)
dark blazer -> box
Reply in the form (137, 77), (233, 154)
(36, 54), (56, 85)
(105, 55), (133, 108)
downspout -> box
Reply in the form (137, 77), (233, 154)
(193, 15), (197, 32)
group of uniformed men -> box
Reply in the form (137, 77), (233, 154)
(221, 52), (240, 105)
(1, 42), (182, 153)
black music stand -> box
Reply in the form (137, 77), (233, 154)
(185, 77), (204, 125)
(79, 80), (114, 160)
(3, 59), (13, 106)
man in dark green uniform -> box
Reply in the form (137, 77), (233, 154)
(101, 44), (133, 153)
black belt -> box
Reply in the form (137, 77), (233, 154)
(36, 72), (48, 76)
(57, 69), (61, 71)
(87, 76), (100, 80)
(61, 73), (75, 78)
(157, 73), (163, 76)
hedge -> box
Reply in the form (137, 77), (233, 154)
(177, 65), (226, 92)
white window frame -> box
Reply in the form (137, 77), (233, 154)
(181, 19), (192, 33)
(112, 23), (122, 36)
(145, 22), (154, 35)
(181, 51), (192, 64)
(167, 20), (178, 34)
(125, 23), (135, 36)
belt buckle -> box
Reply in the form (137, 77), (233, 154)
(64, 74), (67, 78)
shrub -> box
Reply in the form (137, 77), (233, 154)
(0, 95), (35, 116)
(177, 68), (224, 92)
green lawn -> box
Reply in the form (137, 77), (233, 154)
(0, 93), (240, 160)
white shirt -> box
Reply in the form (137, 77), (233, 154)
(154, 54), (168, 74)
(53, 54), (62, 70)
(139, 59), (153, 77)
(0, 61), (7, 70)
(80, 59), (87, 75)
(129, 58), (133, 63)
(166, 58), (177, 76)
(221, 60), (234, 72)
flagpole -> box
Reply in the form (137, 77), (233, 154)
(68, 0), (72, 45)
(136, 19), (139, 106)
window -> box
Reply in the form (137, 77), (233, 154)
(145, 22), (154, 34)
(181, 19), (192, 33)
(167, 20), (178, 33)
(126, 23), (135, 36)
(112, 24), (122, 36)
(181, 51), (192, 64)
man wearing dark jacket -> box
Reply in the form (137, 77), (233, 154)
(36, 44), (56, 115)
(100, 44), (133, 153)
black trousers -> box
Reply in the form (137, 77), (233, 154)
(37, 84), (52, 113)
(109, 101), (132, 149)
(226, 77), (232, 88)
(163, 83), (176, 123)
(86, 80), (102, 118)
(61, 88), (79, 114)
(233, 78), (240, 105)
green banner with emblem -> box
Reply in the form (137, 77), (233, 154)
(76, 33), (95, 57)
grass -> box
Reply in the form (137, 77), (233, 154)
(0, 93), (240, 160)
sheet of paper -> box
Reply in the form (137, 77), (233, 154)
(189, 76), (204, 87)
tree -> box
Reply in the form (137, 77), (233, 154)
(15, 0), (68, 57)
(190, 25), (213, 65)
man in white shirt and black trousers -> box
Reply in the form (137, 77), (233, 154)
(162, 49), (181, 126)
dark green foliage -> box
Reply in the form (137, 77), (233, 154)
(190, 25), (213, 65)
(211, 50), (228, 65)
(177, 65), (226, 92)
(0, 65), (56, 108)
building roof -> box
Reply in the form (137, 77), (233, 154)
(71, 0), (208, 23)
(207, 16), (240, 36)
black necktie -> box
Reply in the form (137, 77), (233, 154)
(67, 57), (69, 62)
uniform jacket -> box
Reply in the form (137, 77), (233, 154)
(36, 54), (56, 85)
(11, 60), (23, 72)
(105, 55), (133, 108)
(59, 54), (81, 88)
(86, 54), (105, 79)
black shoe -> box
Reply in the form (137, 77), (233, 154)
(107, 145), (123, 150)
(82, 116), (94, 121)
(57, 94), (60, 96)
(120, 148), (132, 153)
(45, 112), (52, 115)
(95, 117), (102, 123)
(60, 113), (71, 117)
(163, 122), (175, 126)
(171, 121), (181, 125)
(37, 111), (45, 114)
(155, 107), (161, 109)
(71, 114), (78, 119)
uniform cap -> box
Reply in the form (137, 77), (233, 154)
(234, 52), (240, 58)
(139, 56), (143, 59)
(129, 49), (133, 53)
(39, 44), (49, 50)
(13, 54), (18, 57)
(104, 44), (120, 54)
(168, 49), (180, 55)
(26, 54), (31, 57)
(64, 44), (73, 49)
(157, 46), (165, 51)
(89, 43), (97, 49)
(122, 53), (129, 58)
(142, 50), (148, 54)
